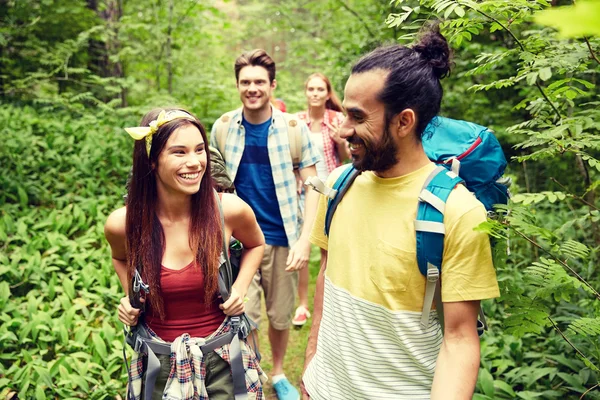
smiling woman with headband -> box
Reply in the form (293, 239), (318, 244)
(104, 108), (267, 399)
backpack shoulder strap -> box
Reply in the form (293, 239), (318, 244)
(282, 113), (303, 168)
(214, 190), (232, 301)
(415, 166), (463, 331)
(324, 165), (361, 236)
(213, 109), (239, 156)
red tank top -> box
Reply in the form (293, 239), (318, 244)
(145, 261), (225, 342)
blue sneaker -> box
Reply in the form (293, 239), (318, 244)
(273, 378), (300, 400)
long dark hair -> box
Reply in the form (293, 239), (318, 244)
(125, 108), (222, 319)
(305, 72), (343, 112)
(351, 25), (452, 139)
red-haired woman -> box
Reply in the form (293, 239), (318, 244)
(294, 73), (349, 327)
(104, 108), (266, 399)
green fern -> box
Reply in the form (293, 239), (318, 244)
(567, 318), (600, 338)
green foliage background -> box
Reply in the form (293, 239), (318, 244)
(1, 0), (599, 398)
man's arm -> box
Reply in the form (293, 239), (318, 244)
(431, 300), (481, 399)
(286, 164), (319, 271)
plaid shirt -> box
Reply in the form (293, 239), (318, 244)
(210, 106), (320, 246)
(128, 320), (266, 399)
(297, 110), (345, 174)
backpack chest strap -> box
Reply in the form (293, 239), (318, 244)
(125, 316), (253, 400)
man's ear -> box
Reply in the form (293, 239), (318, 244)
(391, 108), (416, 139)
(271, 79), (277, 90)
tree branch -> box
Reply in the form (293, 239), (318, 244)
(507, 226), (600, 300)
(571, 0), (600, 65)
(465, 3), (563, 121)
(583, 37), (600, 65)
(547, 317), (598, 373)
(580, 384), (599, 399)
(550, 177), (598, 211)
(335, 0), (375, 37)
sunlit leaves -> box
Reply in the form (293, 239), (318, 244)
(567, 318), (600, 338)
(535, 0), (600, 38)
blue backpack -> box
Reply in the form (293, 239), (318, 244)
(310, 116), (509, 334)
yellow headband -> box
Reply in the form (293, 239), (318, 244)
(125, 110), (197, 157)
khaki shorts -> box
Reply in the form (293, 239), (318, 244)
(246, 245), (298, 330)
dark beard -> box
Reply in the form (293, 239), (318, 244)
(352, 126), (398, 173)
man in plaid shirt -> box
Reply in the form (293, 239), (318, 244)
(210, 49), (320, 400)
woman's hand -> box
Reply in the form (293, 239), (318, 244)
(326, 122), (344, 144)
(220, 287), (246, 316)
(117, 296), (142, 326)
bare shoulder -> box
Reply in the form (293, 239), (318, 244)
(104, 206), (127, 242)
(220, 193), (250, 221)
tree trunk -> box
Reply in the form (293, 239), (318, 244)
(167, 0), (174, 95)
(87, 0), (127, 106)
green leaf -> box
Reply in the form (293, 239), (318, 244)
(63, 278), (75, 300)
(516, 391), (546, 399)
(495, 380), (516, 397)
(444, 3), (458, 19)
(454, 6), (465, 17)
(0, 281), (10, 307)
(539, 67), (552, 81)
(92, 333), (108, 359)
(17, 186), (29, 208)
(478, 368), (495, 397)
(565, 89), (578, 99)
(35, 385), (47, 400)
(556, 372), (586, 392)
(526, 72), (538, 86)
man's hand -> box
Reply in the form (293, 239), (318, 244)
(220, 287), (246, 316)
(294, 169), (304, 195)
(286, 237), (311, 271)
(117, 296), (142, 326)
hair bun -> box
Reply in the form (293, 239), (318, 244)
(413, 27), (452, 79)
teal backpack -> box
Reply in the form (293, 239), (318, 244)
(309, 116), (509, 334)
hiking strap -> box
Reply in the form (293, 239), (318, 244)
(124, 318), (249, 400)
(215, 108), (302, 168)
(215, 190), (233, 302)
(287, 117), (302, 168)
(450, 157), (461, 175)
(214, 190), (248, 400)
(215, 111), (235, 157)
(416, 166), (463, 331)
(324, 165), (361, 236)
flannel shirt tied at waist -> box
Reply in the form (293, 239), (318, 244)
(128, 318), (266, 400)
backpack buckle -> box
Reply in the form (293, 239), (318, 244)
(230, 316), (242, 336)
(133, 270), (150, 295)
(426, 267), (439, 283)
(134, 336), (144, 353)
(305, 176), (337, 199)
